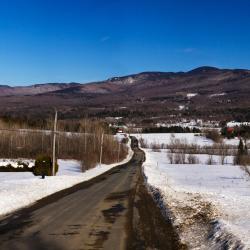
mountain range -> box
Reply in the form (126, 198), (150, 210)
(1, 66), (250, 122)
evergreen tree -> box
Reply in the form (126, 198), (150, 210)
(244, 139), (248, 155)
(235, 138), (248, 165)
(238, 138), (244, 155)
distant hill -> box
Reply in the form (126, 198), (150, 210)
(1, 66), (250, 121)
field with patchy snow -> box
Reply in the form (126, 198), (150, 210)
(134, 133), (250, 249)
(0, 138), (133, 218)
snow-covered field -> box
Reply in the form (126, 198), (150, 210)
(134, 133), (250, 249)
(146, 149), (235, 166)
(0, 138), (133, 217)
(132, 132), (240, 146)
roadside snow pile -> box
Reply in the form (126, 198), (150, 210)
(0, 138), (133, 217)
(137, 133), (250, 249)
(143, 150), (250, 249)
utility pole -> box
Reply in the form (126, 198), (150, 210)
(10, 136), (13, 158)
(84, 118), (87, 153)
(52, 110), (58, 176)
(57, 135), (60, 155)
(41, 133), (44, 153)
(99, 133), (104, 166)
(117, 143), (121, 162)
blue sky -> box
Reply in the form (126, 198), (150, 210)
(0, 0), (250, 85)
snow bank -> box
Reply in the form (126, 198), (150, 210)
(0, 138), (133, 217)
(139, 134), (250, 249)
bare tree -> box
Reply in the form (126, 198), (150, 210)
(206, 155), (214, 165)
(167, 152), (174, 164)
(218, 142), (229, 165)
(187, 154), (199, 164)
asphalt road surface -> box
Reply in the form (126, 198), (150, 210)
(0, 138), (182, 250)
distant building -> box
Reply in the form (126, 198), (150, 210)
(226, 121), (250, 127)
(117, 128), (124, 133)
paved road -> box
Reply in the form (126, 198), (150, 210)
(0, 138), (181, 250)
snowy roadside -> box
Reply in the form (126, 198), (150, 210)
(134, 133), (250, 249)
(0, 137), (134, 218)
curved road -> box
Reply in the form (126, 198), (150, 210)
(0, 138), (181, 250)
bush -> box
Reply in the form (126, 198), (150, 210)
(167, 152), (174, 164)
(216, 142), (229, 165)
(138, 138), (148, 148)
(204, 129), (221, 143)
(234, 154), (250, 166)
(33, 155), (58, 176)
(81, 154), (99, 171)
(206, 155), (214, 165)
(234, 138), (250, 166)
(174, 152), (186, 164)
(187, 154), (199, 164)
(151, 143), (161, 152)
(221, 125), (250, 139)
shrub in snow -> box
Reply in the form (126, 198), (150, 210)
(234, 139), (250, 166)
(139, 138), (148, 148)
(174, 152), (186, 164)
(33, 155), (58, 176)
(216, 142), (229, 165)
(222, 125), (250, 139)
(206, 155), (214, 165)
(151, 143), (161, 152)
(204, 129), (222, 143)
(81, 155), (98, 171)
(234, 154), (250, 166)
(187, 154), (199, 164)
(167, 153), (174, 164)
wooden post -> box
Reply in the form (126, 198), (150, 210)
(99, 133), (104, 166)
(52, 110), (57, 176)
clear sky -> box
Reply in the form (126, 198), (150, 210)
(1, 0), (250, 85)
